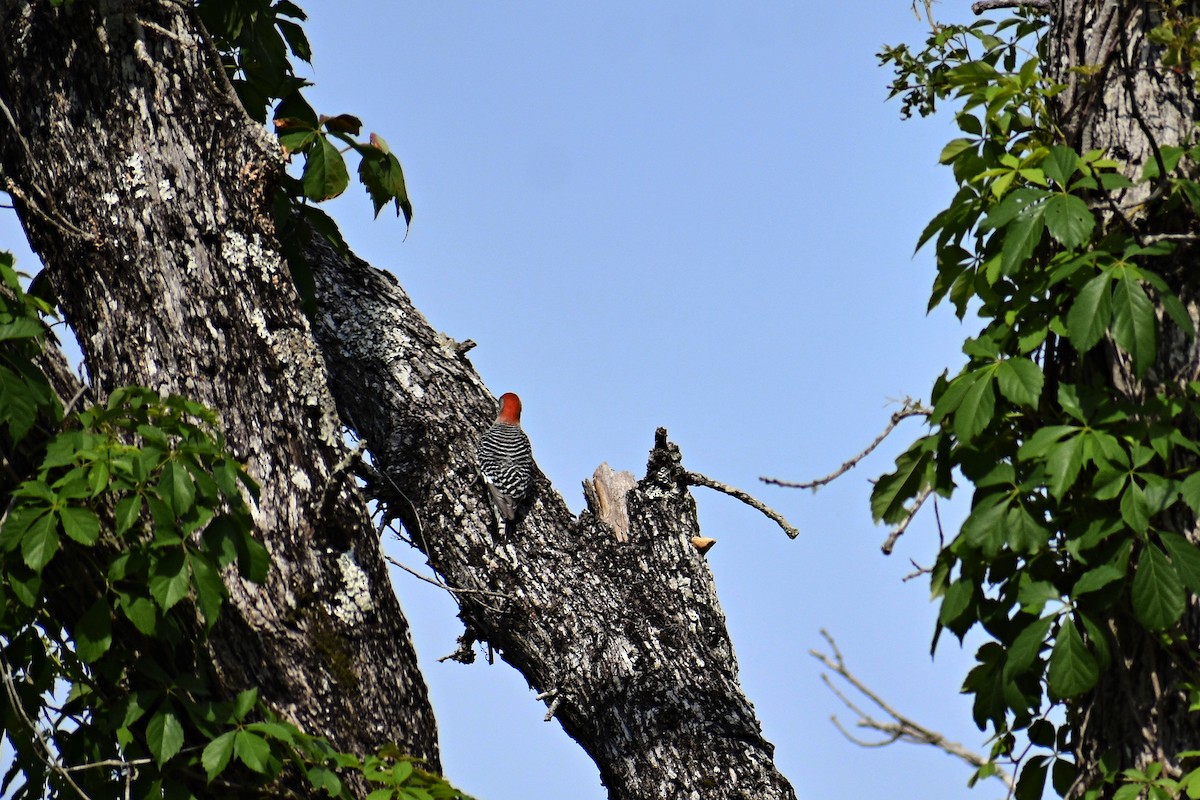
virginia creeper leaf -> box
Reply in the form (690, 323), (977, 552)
(1048, 619), (1099, 698)
(1132, 545), (1185, 630)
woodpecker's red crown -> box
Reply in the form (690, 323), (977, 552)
(497, 392), (523, 425)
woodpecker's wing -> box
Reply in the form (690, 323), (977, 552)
(477, 422), (533, 522)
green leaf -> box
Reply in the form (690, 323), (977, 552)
(938, 579), (974, 627)
(1048, 619), (1099, 698)
(1113, 784), (1144, 800)
(115, 495), (143, 536)
(74, 599), (112, 663)
(246, 721), (297, 743)
(870, 439), (934, 524)
(1003, 615), (1053, 680)
(996, 357), (1043, 407)
(1159, 533), (1200, 594)
(148, 550), (191, 612)
(1181, 472), (1200, 516)
(87, 458), (110, 496)
(240, 535), (271, 584)
(119, 591), (158, 636)
(147, 707), (185, 766)
(1018, 577), (1061, 615)
(234, 688), (259, 721)
(1000, 205), (1046, 277)
(303, 134), (350, 201)
(1132, 545), (1186, 630)
(1042, 145), (1079, 186)
(0, 317), (45, 341)
(203, 731), (236, 782)
(1005, 503), (1049, 554)
(982, 187), (1045, 229)
(60, 506), (101, 545)
(954, 369), (996, 443)
(930, 369), (980, 424)
(1111, 274), (1157, 377)
(278, 129), (317, 154)
(1016, 756), (1049, 800)
(307, 765), (342, 796)
(21, 513), (59, 571)
(1066, 273), (1112, 353)
(234, 730), (271, 773)
(188, 551), (227, 627)
(1046, 432), (1085, 500)
(1043, 194), (1094, 249)
(939, 137), (977, 164)
(159, 460), (196, 517)
(0, 504), (47, 552)
(1120, 482), (1151, 535)
(358, 149), (413, 225)
(1074, 560), (1128, 596)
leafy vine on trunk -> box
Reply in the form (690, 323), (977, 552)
(878, 3), (1200, 797)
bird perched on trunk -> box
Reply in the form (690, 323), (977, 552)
(477, 392), (534, 529)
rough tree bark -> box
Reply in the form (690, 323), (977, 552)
(308, 236), (796, 800)
(0, 0), (438, 765)
(1045, 0), (1200, 792)
(0, 2), (797, 798)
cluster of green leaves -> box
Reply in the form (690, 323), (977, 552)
(878, 13), (1200, 799)
(0, 252), (59, 467)
(0, 371), (272, 796)
(196, 0), (412, 314)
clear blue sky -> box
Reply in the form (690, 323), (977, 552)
(0, 2), (1011, 798)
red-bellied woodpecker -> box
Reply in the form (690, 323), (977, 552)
(477, 392), (533, 525)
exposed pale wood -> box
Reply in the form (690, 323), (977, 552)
(583, 462), (637, 542)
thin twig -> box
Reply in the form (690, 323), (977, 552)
(811, 629), (1014, 790)
(61, 383), (89, 419)
(684, 471), (799, 539)
(4, 180), (96, 243)
(382, 553), (512, 601)
(64, 757), (154, 773)
(762, 400), (930, 491)
(882, 485), (933, 555)
(1143, 233), (1200, 245)
(0, 652), (95, 800)
(902, 559), (932, 582)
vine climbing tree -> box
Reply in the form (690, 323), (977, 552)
(871, 1), (1200, 796)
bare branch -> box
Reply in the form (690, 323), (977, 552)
(761, 399), (930, 491)
(810, 630), (1013, 790)
(684, 471), (800, 539)
(971, 0), (1052, 14)
(381, 552), (513, 602)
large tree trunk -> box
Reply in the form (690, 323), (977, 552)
(1047, 0), (1200, 791)
(0, 0), (438, 765)
(307, 235), (796, 800)
(0, 1), (797, 798)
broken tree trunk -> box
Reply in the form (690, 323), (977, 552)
(307, 234), (797, 800)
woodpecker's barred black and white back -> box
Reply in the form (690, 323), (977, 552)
(477, 420), (533, 522)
